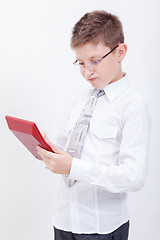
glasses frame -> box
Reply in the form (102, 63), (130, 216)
(73, 45), (119, 71)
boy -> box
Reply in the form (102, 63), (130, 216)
(37, 11), (151, 240)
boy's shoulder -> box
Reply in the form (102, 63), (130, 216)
(119, 84), (150, 123)
(114, 75), (146, 105)
(124, 86), (145, 104)
(107, 76), (149, 118)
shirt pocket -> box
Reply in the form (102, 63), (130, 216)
(89, 120), (118, 140)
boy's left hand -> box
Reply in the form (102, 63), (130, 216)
(37, 136), (72, 175)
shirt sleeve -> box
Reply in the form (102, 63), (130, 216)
(69, 102), (151, 193)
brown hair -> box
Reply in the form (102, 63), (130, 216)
(71, 10), (124, 49)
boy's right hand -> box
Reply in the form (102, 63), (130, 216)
(37, 133), (73, 175)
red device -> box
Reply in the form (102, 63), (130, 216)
(5, 115), (53, 160)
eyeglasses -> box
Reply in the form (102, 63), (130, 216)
(73, 45), (119, 72)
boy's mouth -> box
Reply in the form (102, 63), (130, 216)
(88, 77), (97, 81)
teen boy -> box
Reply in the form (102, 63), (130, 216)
(37, 11), (151, 240)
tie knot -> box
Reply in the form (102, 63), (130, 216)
(92, 89), (105, 98)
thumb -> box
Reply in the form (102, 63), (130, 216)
(50, 144), (63, 154)
(41, 131), (51, 145)
(40, 130), (49, 142)
(40, 130), (62, 154)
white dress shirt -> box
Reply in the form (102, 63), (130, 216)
(52, 75), (151, 234)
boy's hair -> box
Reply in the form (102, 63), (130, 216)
(71, 10), (124, 49)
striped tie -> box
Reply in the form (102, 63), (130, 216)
(63, 89), (105, 187)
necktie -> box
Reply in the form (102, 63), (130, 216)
(63, 89), (105, 187)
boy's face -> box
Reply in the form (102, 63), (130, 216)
(74, 42), (126, 89)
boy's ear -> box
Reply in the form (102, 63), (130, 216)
(117, 43), (127, 63)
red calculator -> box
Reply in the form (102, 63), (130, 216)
(5, 115), (53, 160)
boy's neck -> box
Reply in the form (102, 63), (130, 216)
(109, 70), (125, 84)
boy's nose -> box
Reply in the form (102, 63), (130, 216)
(84, 67), (95, 76)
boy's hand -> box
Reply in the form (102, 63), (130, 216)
(37, 133), (72, 175)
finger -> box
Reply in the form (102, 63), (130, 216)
(37, 146), (58, 160)
(37, 146), (49, 161)
(40, 131), (59, 153)
(41, 131), (52, 146)
(37, 146), (46, 161)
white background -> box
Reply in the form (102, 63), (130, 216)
(0, 0), (159, 239)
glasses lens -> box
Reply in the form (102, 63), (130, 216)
(74, 61), (86, 71)
(74, 60), (99, 71)
(87, 61), (99, 71)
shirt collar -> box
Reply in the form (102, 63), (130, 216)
(88, 74), (129, 102)
(104, 74), (129, 102)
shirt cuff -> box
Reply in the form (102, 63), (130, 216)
(69, 157), (91, 182)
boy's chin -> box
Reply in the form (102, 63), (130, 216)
(90, 82), (107, 90)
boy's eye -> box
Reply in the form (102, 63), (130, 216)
(79, 62), (85, 66)
(91, 60), (100, 65)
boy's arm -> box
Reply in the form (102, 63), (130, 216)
(69, 102), (151, 193)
